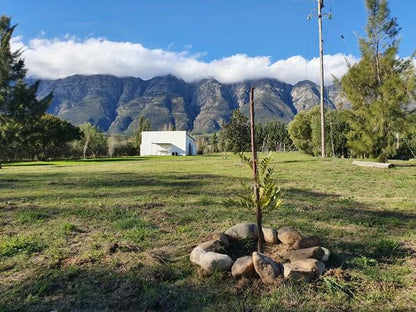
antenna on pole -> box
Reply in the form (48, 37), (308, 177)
(318, 0), (326, 158)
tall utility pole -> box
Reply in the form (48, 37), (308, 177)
(318, 0), (326, 157)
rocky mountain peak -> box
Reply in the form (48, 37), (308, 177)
(37, 74), (342, 134)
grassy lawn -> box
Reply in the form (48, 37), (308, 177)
(1, 153), (415, 311)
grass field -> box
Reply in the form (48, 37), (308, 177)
(1, 153), (415, 311)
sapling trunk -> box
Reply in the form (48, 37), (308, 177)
(249, 87), (264, 253)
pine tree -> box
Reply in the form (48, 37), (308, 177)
(0, 16), (52, 166)
(219, 109), (250, 153)
(210, 132), (219, 153)
(341, 0), (416, 162)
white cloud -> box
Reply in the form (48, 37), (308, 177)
(13, 36), (359, 85)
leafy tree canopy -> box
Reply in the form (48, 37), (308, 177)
(31, 114), (82, 160)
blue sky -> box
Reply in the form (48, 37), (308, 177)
(2, 0), (415, 84)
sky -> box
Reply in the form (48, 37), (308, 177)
(2, 0), (416, 85)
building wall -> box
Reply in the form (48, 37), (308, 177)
(186, 134), (197, 156)
(140, 131), (196, 156)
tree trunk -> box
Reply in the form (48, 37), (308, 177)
(256, 204), (264, 253)
(83, 136), (89, 159)
(249, 88), (264, 253)
(352, 160), (394, 168)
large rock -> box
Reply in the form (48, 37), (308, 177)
(293, 236), (321, 250)
(225, 223), (258, 241)
(283, 259), (325, 282)
(289, 246), (324, 262)
(190, 246), (205, 265)
(277, 227), (302, 246)
(198, 240), (225, 253)
(190, 246), (233, 272)
(320, 247), (330, 262)
(212, 232), (230, 248)
(262, 227), (278, 244)
(252, 252), (281, 284)
(231, 256), (255, 278)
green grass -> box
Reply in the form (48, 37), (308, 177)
(0, 153), (416, 311)
(0, 235), (46, 257)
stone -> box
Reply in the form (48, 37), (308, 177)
(252, 252), (281, 284)
(190, 246), (234, 272)
(231, 256), (255, 278)
(289, 246), (324, 262)
(225, 223), (258, 241)
(201, 251), (234, 271)
(212, 232), (230, 248)
(293, 236), (321, 250)
(262, 227), (278, 244)
(320, 247), (330, 262)
(190, 246), (205, 265)
(277, 227), (302, 246)
(198, 240), (225, 253)
(283, 263), (314, 282)
(283, 259), (325, 282)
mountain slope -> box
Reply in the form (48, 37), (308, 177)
(37, 74), (342, 134)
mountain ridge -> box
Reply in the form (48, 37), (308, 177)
(36, 74), (344, 134)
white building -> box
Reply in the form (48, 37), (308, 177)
(140, 131), (197, 156)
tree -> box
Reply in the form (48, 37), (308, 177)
(219, 109), (250, 153)
(134, 116), (151, 155)
(341, 0), (416, 162)
(0, 117), (22, 165)
(30, 114), (81, 160)
(261, 121), (292, 152)
(326, 109), (351, 157)
(289, 106), (351, 157)
(397, 112), (416, 159)
(210, 132), (219, 153)
(0, 16), (52, 166)
(78, 122), (107, 158)
(288, 109), (314, 155)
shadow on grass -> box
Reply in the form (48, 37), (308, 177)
(393, 163), (416, 168)
(0, 264), (221, 312)
(285, 188), (416, 227)
(3, 157), (150, 167)
(2, 162), (53, 167)
(2, 172), (230, 202)
(70, 157), (150, 163)
(277, 158), (319, 164)
(0, 172), (233, 230)
(282, 188), (416, 266)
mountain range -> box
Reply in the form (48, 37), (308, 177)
(36, 74), (346, 134)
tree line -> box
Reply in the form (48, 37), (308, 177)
(198, 110), (293, 155)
